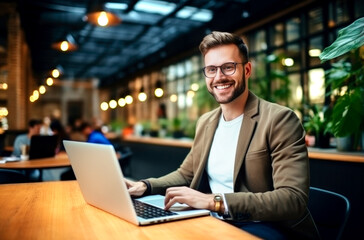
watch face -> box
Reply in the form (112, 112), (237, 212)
(214, 195), (222, 202)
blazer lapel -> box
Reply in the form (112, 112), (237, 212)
(233, 92), (259, 186)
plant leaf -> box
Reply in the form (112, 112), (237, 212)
(320, 17), (364, 62)
(330, 90), (364, 137)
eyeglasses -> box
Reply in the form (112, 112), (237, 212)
(202, 62), (245, 78)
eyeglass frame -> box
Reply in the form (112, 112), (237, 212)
(202, 62), (246, 78)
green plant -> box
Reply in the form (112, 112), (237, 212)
(303, 104), (331, 148)
(252, 54), (291, 106)
(320, 17), (364, 149)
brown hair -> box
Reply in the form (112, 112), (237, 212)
(199, 31), (249, 62)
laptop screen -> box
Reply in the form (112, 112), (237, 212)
(29, 135), (58, 160)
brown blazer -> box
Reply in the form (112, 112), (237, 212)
(148, 92), (319, 239)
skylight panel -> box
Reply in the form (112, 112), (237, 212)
(105, 2), (128, 10)
(191, 9), (213, 22)
(176, 6), (196, 19)
(135, 0), (176, 15)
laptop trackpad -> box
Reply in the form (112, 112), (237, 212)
(137, 195), (191, 211)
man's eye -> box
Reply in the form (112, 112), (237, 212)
(207, 68), (216, 72)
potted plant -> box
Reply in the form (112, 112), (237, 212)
(319, 17), (364, 151)
(303, 104), (331, 148)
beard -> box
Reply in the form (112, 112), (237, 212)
(208, 74), (246, 104)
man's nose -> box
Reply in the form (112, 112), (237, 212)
(215, 67), (224, 78)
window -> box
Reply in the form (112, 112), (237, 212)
(270, 23), (284, 47)
(308, 68), (325, 104)
(309, 36), (323, 67)
(286, 17), (301, 42)
(286, 43), (301, 71)
(308, 8), (323, 34)
(249, 30), (266, 52)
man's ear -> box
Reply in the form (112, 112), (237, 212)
(244, 62), (252, 79)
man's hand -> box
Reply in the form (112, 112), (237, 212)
(125, 179), (147, 196)
(164, 186), (215, 211)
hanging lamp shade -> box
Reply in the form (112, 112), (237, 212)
(85, 1), (121, 27)
(51, 34), (78, 52)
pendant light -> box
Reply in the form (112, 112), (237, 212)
(85, 0), (121, 27)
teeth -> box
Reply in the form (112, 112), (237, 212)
(216, 85), (230, 89)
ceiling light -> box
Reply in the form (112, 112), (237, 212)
(0, 107), (8, 117)
(52, 69), (60, 78)
(86, 1), (121, 27)
(135, 0), (176, 15)
(118, 98), (126, 107)
(154, 80), (164, 97)
(154, 88), (163, 97)
(100, 102), (109, 111)
(125, 95), (133, 104)
(46, 77), (54, 86)
(109, 100), (117, 109)
(39, 85), (46, 94)
(138, 87), (147, 102)
(51, 34), (78, 52)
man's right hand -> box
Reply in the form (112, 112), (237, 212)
(125, 179), (147, 196)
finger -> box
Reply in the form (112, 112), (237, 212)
(124, 178), (134, 188)
(165, 196), (186, 210)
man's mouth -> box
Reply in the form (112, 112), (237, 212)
(214, 84), (233, 90)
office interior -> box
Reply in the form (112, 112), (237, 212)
(0, 0), (363, 239)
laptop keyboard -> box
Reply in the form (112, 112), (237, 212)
(133, 199), (177, 219)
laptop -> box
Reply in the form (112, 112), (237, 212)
(63, 140), (210, 225)
(29, 135), (58, 160)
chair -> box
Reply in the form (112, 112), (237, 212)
(308, 187), (350, 240)
(0, 169), (29, 184)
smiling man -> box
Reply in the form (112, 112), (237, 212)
(126, 31), (319, 239)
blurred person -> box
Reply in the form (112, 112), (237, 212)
(12, 119), (42, 157)
(80, 121), (111, 145)
(67, 118), (87, 142)
(12, 119), (42, 180)
(40, 116), (53, 135)
(50, 119), (70, 153)
(126, 32), (319, 239)
(61, 121), (116, 181)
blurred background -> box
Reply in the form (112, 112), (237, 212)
(0, 0), (363, 150)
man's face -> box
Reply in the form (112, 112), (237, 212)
(30, 124), (41, 136)
(204, 44), (251, 104)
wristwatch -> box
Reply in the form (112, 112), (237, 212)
(213, 194), (223, 213)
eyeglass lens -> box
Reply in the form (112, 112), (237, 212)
(203, 62), (238, 78)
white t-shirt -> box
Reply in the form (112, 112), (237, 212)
(207, 113), (244, 194)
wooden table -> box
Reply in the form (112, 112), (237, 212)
(0, 152), (70, 180)
(0, 152), (70, 169)
(0, 181), (259, 240)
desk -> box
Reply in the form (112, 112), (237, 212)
(0, 152), (70, 181)
(0, 152), (70, 169)
(0, 181), (259, 240)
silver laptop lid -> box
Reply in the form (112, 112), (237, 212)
(63, 140), (139, 225)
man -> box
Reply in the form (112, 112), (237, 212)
(126, 31), (319, 239)
(12, 119), (42, 157)
(79, 121), (111, 145)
